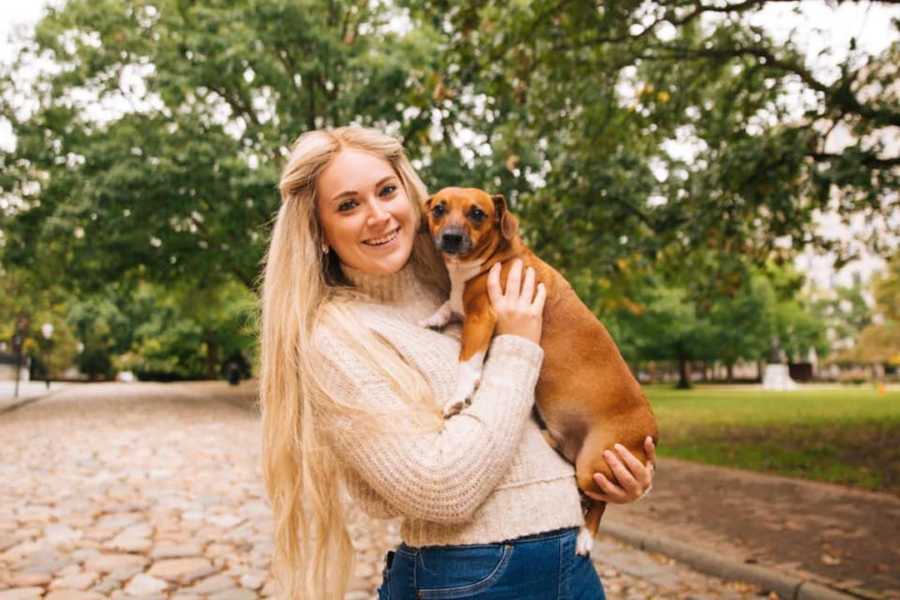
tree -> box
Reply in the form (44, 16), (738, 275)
(0, 265), (81, 378)
(118, 277), (258, 380)
(842, 253), (900, 366)
(404, 0), (899, 310)
(0, 0), (448, 295)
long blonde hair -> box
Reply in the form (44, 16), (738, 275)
(257, 126), (449, 599)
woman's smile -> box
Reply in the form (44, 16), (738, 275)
(363, 226), (401, 247)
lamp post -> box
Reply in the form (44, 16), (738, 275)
(12, 314), (30, 399)
(41, 322), (54, 390)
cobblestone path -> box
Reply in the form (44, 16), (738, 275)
(0, 382), (768, 599)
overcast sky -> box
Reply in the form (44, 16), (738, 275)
(1, 1), (898, 289)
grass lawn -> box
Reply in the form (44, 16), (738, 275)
(645, 385), (900, 496)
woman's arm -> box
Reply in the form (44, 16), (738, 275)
(316, 330), (544, 524)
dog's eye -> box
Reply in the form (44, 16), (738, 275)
(469, 207), (486, 221)
(432, 204), (446, 218)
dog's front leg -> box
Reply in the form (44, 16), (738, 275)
(444, 296), (496, 418)
(419, 300), (454, 329)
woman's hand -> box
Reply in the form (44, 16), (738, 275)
(487, 259), (547, 345)
(584, 436), (656, 504)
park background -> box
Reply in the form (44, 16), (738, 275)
(0, 1), (899, 598)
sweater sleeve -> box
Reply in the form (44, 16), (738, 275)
(314, 330), (544, 524)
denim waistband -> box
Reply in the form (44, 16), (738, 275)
(399, 527), (578, 554)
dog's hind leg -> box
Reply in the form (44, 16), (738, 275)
(576, 502), (607, 556)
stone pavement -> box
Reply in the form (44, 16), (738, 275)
(1, 381), (772, 599)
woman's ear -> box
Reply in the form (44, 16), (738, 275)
(492, 193), (518, 240)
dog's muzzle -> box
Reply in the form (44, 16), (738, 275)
(437, 227), (471, 255)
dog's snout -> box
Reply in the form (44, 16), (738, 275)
(442, 232), (463, 246)
(439, 229), (467, 254)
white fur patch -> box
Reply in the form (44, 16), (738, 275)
(419, 300), (453, 329)
(575, 526), (594, 556)
(443, 351), (485, 417)
(446, 260), (484, 317)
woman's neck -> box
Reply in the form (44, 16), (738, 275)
(339, 261), (422, 303)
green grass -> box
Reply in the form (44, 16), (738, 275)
(646, 385), (900, 495)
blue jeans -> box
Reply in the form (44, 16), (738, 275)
(376, 527), (606, 599)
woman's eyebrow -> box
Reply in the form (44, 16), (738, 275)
(328, 175), (397, 205)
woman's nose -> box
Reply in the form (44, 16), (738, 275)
(365, 197), (390, 225)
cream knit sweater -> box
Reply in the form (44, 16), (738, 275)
(313, 261), (584, 547)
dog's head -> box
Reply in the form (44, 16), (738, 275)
(422, 187), (518, 260)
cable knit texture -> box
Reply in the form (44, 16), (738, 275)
(312, 261), (584, 547)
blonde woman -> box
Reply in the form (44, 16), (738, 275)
(258, 126), (656, 599)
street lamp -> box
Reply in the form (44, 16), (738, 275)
(12, 314), (29, 399)
(41, 323), (54, 390)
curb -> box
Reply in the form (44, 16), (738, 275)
(0, 386), (67, 415)
(602, 521), (863, 600)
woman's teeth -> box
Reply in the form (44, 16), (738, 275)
(363, 228), (399, 246)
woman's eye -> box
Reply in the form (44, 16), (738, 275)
(338, 200), (357, 212)
(380, 184), (397, 196)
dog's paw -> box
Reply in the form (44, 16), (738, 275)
(575, 526), (594, 556)
(442, 398), (467, 418)
(419, 302), (452, 329)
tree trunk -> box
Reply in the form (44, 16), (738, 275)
(726, 362), (734, 382)
(205, 335), (220, 380)
(676, 355), (692, 389)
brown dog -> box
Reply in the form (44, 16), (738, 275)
(420, 186), (658, 555)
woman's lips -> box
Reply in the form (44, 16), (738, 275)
(363, 227), (400, 246)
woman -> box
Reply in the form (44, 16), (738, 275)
(258, 126), (655, 599)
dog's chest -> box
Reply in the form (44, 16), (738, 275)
(447, 261), (484, 317)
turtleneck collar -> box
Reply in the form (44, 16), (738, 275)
(339, 261), (423, 303)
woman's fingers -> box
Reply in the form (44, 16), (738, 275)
(532, 283), (547, 313)
(505, 259), (523, 299)
(645, 436), (657, 469)
(519, 263), (536, 305)
(487, 262), (502, 306)
(582, 487), (614, 503)
(614, 443), (652, 489)
(602, 448), (642, 498)
(591, 473), (628, 502)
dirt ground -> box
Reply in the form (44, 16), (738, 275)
(605, 456), (900, 599)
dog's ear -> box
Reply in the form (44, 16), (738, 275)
(492, 193), (518, 240)
(420, 196), (434, 233)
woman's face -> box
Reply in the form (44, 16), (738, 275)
(316, 149), (418, 275)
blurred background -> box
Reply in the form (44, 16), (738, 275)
(0, 0), (898, 492)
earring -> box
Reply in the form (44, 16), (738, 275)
(321, 243), (329, 254)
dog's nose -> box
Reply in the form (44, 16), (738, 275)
(440, 232), (463, 253)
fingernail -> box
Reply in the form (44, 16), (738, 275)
(614, 443), (625, 453)
(603, 450), (613, 460)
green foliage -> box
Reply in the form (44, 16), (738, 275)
(1, 0), (896, 375)
(609, 260), (827, 386)
(0, 266), (81, 377)
(115, 278), (257, 379)
(0, 0), (446, 294)
(404, 0), (898, 307)
(841, 253), (900, 365)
